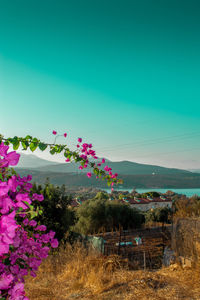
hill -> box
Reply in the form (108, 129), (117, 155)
(16, 168), (200, 189)
(16, 154), (192, 176)
(16, 153), (60, 169)
(14, 154), (200, 188)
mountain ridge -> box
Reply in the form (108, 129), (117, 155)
(16, 154), (193, 176)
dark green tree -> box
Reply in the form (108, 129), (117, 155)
(31, 180), (75, 241)
(73, 198), (144, 235)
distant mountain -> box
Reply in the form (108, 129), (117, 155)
(16, 153), (59, 169)
(34, 159), (192, 176)
(13, 153), (200, 188)
(16, 168), (200, 189)
(189, 169), (200, 173)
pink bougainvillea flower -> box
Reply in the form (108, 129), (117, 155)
(87, 172), (92, 178)
(52, 130), (57, 135)
(79, 166), (83, 170)
(0, 182), (9, 196)
(0, 142), (9, 157)
(63, 133), (67, 138)
(5, 151), (20, 166)
(77, 138), (82, 143)
(102, 158), (105, 164)
(51, 239), (59, 248)
(65, 158), (70, 162)
(0, 273), (14, 290)
(8, 282), (28, 299)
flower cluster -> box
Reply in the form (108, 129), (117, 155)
(75, 137), (118, 191)
(52, 130), (119, 190)
(0, 142), (58, 299)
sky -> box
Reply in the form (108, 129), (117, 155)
(1, 0), (200, 169)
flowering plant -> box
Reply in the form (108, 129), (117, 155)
(0, 131), (121, 299)
(0, 142), (58, 299)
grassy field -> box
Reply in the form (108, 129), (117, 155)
(25, 244), (200, 300)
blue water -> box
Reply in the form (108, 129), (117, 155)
(103, 188), (200, 197)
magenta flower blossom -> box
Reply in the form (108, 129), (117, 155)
(0, 142), (9, 157)
(51, 239), (59, 248)
(102, 158), (105, 164)
(64, 132), (67, 138)
(78, 138), (82, 143)
(0, 273), (14, 290)
(87, 172), (92, 178)
(0, 141), (59, 300)
(52, 130), (57, 135)
(5, 151), (20, 166)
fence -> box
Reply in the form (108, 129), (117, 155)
(92, 225), (171, 269)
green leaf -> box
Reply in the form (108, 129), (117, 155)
(25, 135), (32, 140)
(21, 141), (29, 150)
(50, 148), (56, 155)
(17, 207), (24, 212)
(30, 142), (38, 152)
(23, 201), (31, 208)
(32, 137), (38, 143)
(38, 143), (47, 151)
(13, 140), (20, 150)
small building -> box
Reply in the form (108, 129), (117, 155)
(122, 196), (172, 211)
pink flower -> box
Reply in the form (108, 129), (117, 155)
(79, 166), (83, 170)
(0, 142), (9, 157)
(64, 133), (67, 138)
(0, 273), (14, 290)
(51, 239), (59, 248)
(65, 158), (70, 162)
(5, 151), (20, 166)
(78, 138), (82, 143)
(87, 172), (92, 178)
(52, 130), (57, 135)
(102, 158), (105, 164)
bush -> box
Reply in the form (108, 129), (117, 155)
(145, 207), (172, 224)
(73, 198), (145, 234)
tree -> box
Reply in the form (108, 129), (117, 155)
(73, 198), (145, 235)
(31, 180), (75, 241)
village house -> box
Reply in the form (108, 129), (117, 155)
(122, 196), (172, 211)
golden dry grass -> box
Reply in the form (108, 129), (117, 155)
(25, 244), (200, 300)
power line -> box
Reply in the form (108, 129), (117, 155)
(96, 131), (200, 151)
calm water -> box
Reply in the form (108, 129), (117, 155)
(103, 188), (200, 197)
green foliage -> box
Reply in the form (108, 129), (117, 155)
(145, 207), (172, 224)
(141, 191), (160, 198)
(73, 198), (145, 235)
(94, 191), (109, 200)
(31, 180), (75, 241)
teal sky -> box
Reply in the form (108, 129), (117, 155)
(1, 0), (200, 169)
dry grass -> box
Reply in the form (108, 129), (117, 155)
(25, 244), (200, 300)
